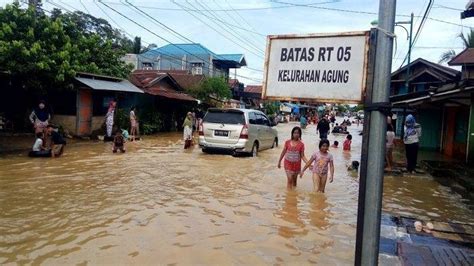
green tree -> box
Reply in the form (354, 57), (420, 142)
(133, 36), (141, 54)
(188, 77), (232, 102)
(439, 29), (474, 63)
(0, 2), (133, 93)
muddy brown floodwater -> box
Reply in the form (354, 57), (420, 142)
(0, 122), (472, 265)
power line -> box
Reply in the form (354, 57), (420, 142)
(399, 0), (434, 68)
(45, 0), (72, 13)
(98, 1), (262, 82)
(101, 0), (340, 12)
(93, 0), (137, 41)
(224, 0), (260, 37)
(24, 0), (263, 83)
(122, 0), (264, 79)
(78, 0), (91, 15)
(124, 0), (196, 44)
(194, 0), (265, 55)
(212, 0), (266, 41)
(433, 4), (464, 12)
(172, 0), (265, 59)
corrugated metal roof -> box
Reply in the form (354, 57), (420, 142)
(75, 77), (144, 93)
(144, 86), (197, 102)
(244, 85), (262, 94)
(448, 48), (474, 65)
(141, 43), (246, 67)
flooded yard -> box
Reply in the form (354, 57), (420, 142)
(0, 123), (472, 265)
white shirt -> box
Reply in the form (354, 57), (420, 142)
(32, 138), (43, 151)
(404, 124), (422, 144)
(386, 131), (395, 148)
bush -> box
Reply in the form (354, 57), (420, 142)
(114, 108), (130, 131)
(139, 107), (165, 135)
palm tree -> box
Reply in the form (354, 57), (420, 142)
(439, 29), (474, 63)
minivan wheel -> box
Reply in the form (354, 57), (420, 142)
(251, 142), (258, 157)
(272, 138), (278, 148)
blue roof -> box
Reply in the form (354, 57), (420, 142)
(141, 43), (246, 67)
(144, 43), (216, 57)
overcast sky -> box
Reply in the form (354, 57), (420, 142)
(1, 0), (472, 85)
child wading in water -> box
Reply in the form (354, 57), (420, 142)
(301, 139), (334, 193)
(278, 127), (308, 189)
(113, 130), (126, 153)
(343, 134), (352, 151)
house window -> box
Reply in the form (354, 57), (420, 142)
(191, 62), (204, 75)
(142, 62), (153, 70)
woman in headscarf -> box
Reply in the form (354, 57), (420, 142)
(29, 100), (51, 134)
(105, 100), (117, 138)
(403, 114), (422, 173)
(182, 112), (193, 149)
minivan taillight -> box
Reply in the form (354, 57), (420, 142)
(239, 124), (249, 139)
(198, 122), (204, 136)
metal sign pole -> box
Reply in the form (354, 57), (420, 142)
(354, 0), (396, 265)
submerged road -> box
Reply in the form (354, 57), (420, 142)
(0, 122), (471, 265)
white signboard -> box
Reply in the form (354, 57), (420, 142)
(262, 31), (370, 103)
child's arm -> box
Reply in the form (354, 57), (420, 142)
(301, 150), (308, 164)
(300, 156), (315, 177)
(277, 146), (287, 168)
(329, 160), (335, 183)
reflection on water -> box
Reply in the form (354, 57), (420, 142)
(0, 123), (472, 265)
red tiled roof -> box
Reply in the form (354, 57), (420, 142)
(448, 48), (474, 66)
(244, 85), (262, 94)
(143, 86), (196, 102)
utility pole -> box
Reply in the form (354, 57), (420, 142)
(405, 13), (414, 91)
(355, 0), (396, 265)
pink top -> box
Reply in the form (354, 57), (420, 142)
(284, 140), (305, 172)
(311, 151), (333, 176)
(343, 140), (352, 151)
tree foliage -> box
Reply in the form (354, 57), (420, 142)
(0, 2), (134, 93)
(439, 29), (474, 64)
(188, 77), (232, 102)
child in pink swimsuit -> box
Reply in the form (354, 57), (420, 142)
(301, 139), (334, 193)
(278, 127), (308, 189)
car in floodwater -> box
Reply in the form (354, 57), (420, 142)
(198, 108), (278, 157)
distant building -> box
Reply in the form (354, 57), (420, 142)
(243, 85), (263, 109)
(135, 43), (247, 79)
(121, 54), (138, 70)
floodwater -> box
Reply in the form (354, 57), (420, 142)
(0, 122), (472, 265)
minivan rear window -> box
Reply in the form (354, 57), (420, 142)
(204, 111), (245, 125)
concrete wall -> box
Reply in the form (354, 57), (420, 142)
(92, 116), (105, 133)
(51, 115), (76, 134)
(50, 115), (105, 136)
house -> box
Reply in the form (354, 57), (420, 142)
(389, 58), (461, 148)
(135, 43), (247, 79)
(50, 73), (144, 136)
(390, 58), (461, 96)
(390, 55), (473, 164)
(130, 70), (198, 131)
(228, 78), (244, 102)
(243, 85), (263, 109)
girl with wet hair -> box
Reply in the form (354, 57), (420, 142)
(278, 126), (308, 189)
(301, 139), (334, 193)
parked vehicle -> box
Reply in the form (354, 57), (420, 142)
(198, 108), (278, 156)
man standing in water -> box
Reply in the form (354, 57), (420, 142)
(317, 116), (330, 140)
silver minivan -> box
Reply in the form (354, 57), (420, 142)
(198, 108), (278, 156)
